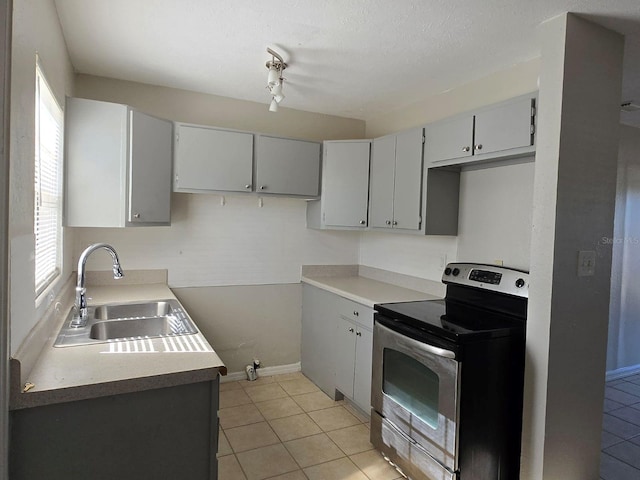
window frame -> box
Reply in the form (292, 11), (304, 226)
(34, 60), (64, 301)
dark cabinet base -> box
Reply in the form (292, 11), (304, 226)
(10, 380), (219, 480)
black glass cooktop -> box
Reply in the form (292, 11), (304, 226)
(375, 298), (525, 343)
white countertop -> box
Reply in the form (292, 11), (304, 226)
(302, 275), (442, 307)
(11, 283), (226, 410)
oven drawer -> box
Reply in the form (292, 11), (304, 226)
(371, 412), (457, 480)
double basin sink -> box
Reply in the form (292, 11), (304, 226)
(54, 299), (198, 347)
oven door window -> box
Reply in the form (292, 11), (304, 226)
(383, 348), (439, 429)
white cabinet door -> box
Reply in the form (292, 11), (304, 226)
(173, 124), (253, 193)
(129, 111), (173, 224)
(369, 134), (396, 228)
(323, 141), (370, 228)
(424, 115), (474, 164)
(301, 286), (337, 397)
(392, 127), (423, 231)
(255, 135), (321, 196)
(474, 97), (534, 155)
(64, 97), (172, 227)
(335, 317), (357, 399)
(353, 326), (373, 412)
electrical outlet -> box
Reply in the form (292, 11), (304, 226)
(578, 250), (596, 277)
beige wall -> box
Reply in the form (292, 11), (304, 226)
(173, 284), (301, 374)
(75, 74), (365, 142)
(365, 57), (540, 139)
(9, 0), (75, 354)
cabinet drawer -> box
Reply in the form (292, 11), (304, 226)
(337, 297), (374, 329)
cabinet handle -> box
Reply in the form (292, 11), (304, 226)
(245, 184), (251, 189)
(133, 213), (140, 219)
(356, 331), (362, 337)
(393, 221), (398, 226)
(475, 144), (483, 151)
(348, 327), (354, 333)
(386, 220), (391, 225)
(353, 311), (359, 316)
(260, 185), (266, 190)
(359, 220), (366, 225)
(462, 146), (470, 152)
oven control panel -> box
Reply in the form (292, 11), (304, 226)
(442, 262), (529, 297)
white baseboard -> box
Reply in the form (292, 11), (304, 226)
(220, 362), (301, 383)
(606, 364), (640, 381)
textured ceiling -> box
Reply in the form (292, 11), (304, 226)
(54, 0), (640, 124)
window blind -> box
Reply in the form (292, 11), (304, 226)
(34, 65), (63, 296)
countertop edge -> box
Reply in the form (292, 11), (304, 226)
(301, 275), (442, 307)
(301, 277), (380, 307)
(10, 366), (225, 410)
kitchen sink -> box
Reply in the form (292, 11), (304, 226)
(93, 301), (174, 320)
(54, 299), (198, 347)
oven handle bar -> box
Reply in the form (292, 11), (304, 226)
(381, 321), (457, 359)
(420, 342), (456, 359)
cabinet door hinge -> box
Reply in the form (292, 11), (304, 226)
(422, 135), (426, 144)
(531, 106), (536, 117)
(530, 124), (535, 135)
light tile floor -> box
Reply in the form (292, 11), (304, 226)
(217, 372), (403, 480)
(601, 373), (640, 479)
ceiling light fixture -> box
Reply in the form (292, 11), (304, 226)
(266, 47), (287, 112)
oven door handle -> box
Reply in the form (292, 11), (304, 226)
(419, 342), (456, 359)
(378, 322), (457, 359)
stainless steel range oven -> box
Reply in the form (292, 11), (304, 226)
(371, 263), (528, 480)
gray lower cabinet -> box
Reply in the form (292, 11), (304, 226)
(173, 123), (253, 193)
(425, 94), (536, 166)
(369, 127), (424, 231)
(306, 140), (371, 229)
(301, 285), (338, 397)
(301, 285), (374, 413)
(335, 317), (373, 413)
(9, 379), (220, 480)
(255, 135), (321, 197)
(64, 97), (173, 227)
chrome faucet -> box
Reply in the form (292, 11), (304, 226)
(71, 243), (124, 328)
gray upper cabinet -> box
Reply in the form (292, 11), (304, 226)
(424, 115), (474, 164)
(474, 96), (534, 155)
(393, 128), (424, 231)
(173, 124), (253, 193)
(307, 140), (371, 229)
(369, 127), (424, 231)
(369, 135), (397, 229)
(425, 94), (536, 166)
(65, 97), (172, 227)
(255, 135), (321, 197)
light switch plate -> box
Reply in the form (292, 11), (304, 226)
(577, 250), (596, 277)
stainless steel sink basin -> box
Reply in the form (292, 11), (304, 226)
(93, 301), (174, 320)
(54, 299), (198, 347)
(90, 315), (194, 340)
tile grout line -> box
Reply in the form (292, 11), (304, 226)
(222, 373), (383, 480)
(601, 377), (640, 479)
